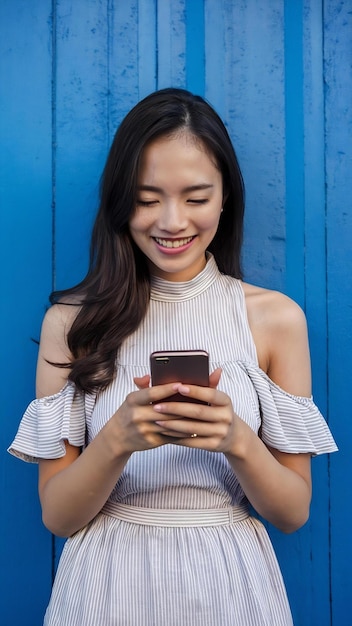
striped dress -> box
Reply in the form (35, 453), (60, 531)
(9, 255), (337, 625)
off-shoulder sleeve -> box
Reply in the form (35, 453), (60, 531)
(7, 382), (88, 463)
(238, 361), (338, 455)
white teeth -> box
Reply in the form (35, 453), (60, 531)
(154, 237), (193, 248)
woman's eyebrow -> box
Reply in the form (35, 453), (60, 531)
(137, 183), (214, 193)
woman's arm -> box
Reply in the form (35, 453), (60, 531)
(36, 305), (179, 537)
(38, 434), (132, 538)
(225, 288), (312, 532)
(224, 433), (311, 533)
(36, 304), (130, 537)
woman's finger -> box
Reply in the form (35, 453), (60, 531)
(133, 374), (150, 390)
(209, 367), (222, 388)
(126, 381), (192, 409)
(155, 418), (229, 439)
(153, 385), (229, 416)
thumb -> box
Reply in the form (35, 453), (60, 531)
(209, 367), (222, 389)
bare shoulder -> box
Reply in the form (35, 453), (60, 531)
(242, 282), (307, 332)
(36, 302), (81, 398)
(42, 300), (81, 335)
(241, 282), (311, 395)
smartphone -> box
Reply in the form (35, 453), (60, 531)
(150, 350), (209, 403)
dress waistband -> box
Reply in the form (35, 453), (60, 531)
(101, 501), (249, 527)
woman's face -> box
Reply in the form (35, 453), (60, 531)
(129, 132), (223, 282)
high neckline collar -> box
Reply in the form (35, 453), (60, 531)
(150, 253), (220, 302)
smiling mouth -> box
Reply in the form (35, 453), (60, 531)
(153, 236), (195, 249)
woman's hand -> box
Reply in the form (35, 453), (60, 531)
(107, 378), (208, 454)
(134, 368), (241, 454)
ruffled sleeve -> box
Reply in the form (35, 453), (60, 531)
(238, 361), (338, 455)
(7, 382), (89, 463)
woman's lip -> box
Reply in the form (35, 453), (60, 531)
(152, 236), (196, 254)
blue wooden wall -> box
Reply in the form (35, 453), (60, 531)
(1, 1), (351, 624)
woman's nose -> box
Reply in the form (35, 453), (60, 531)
(157, 201), (188, 232)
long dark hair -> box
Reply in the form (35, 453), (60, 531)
(50, 88), (245, 393)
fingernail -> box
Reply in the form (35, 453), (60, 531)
(153, 404), (162, 412)
(155, 420), (165, 426)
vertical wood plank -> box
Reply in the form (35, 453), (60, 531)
(324, 1), (352, 623)
(108, 0), (140, 131)
(138, 0), (157, 99)
(303, 1), (331, 623)
(284, 0), (305, 306)
(204, 0), (225, 117)
(157, 0), (186, 88)
(0, 0), (53, 623)
(54, 0), (109, 291)
(185, 0), (205, 94)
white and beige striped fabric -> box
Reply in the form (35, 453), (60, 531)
(9, 255), (337, 625)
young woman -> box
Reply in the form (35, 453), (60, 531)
(9, 88), (337, 625)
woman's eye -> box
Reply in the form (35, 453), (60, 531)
(187, 198), (208, 205)
(136, 199), (158, 207)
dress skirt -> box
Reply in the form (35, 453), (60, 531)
(44, 503), (293, 626)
